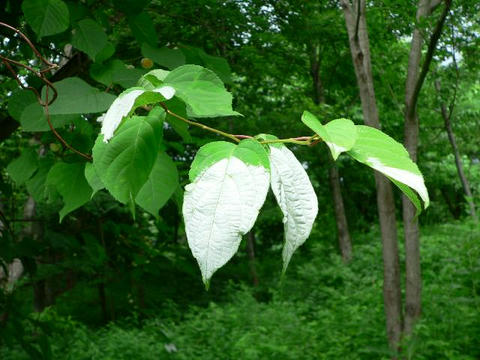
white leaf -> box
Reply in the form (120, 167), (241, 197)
(183, 157), (269, 285)
(366, 157), (429, 207)
(101, 89), (145, 142)
(153, 85), (175, 100)
(269, 145), (318, 272)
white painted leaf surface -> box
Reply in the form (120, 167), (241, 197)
(269, 145), (318, 272)
(100, 86), (175, 142)
(101, 89), (145, 142)
(183, 157), (269, 285)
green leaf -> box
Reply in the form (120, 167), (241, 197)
(6, 149), (39, 185)
(84, 162), (104, 197)
(301, 111), (357, 160)
(26, 158), (54, 201)
(164, 65), (241, 118)
(163, 97), (191, 142)
(8, 90), (37, 121)
(94, 42), (115, 63)
(44, 77), (116, 115)
(22, 0), (70, 38)
(141, 44), (186, 70)
(180, 45), (232, 84)
(46, 162), (93, 221)
(112, 67), (144, 88)
(19, 102), (78, 132)
(92, 107), (165, 212)
(268, 144), (318, 273)
(113, 0), (150, 14)
(135, 152), (179, 216)
(347, 125), (429, 212)
(91, 60), (143, 88)
(189, 140), (268, 181)
(71, 19), (108, 60)
(128, 12), (157, 47)
(9, 89), (77, 132)
(183, 140), (270, 285)
(137, 69), (170, 89)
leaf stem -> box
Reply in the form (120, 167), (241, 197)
(160, 103), (240, 143)
(159, 102), (322, 146)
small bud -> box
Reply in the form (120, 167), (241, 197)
(50, 143), (61, 152)
(141, 57), (153, 69)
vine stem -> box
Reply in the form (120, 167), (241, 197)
(160, 103), (241, 143)
(0, 21), (92, 161)
(159, 102), (321, 146)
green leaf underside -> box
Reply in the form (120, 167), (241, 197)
(6, 149), (39, 185)
(84, 162), (105, 197)
(71, 18), (108, 60)
(92, 108), (164, 210)
(389, 177), (422, 214)
(141, 44), (186, 70)
(301, 111), (357, 160)
(189, 140), (269, 182)
(163, 65), (241, 118)
(46, 162), (92, 221)
(135, 152), (179, 216)
(347, 125), (429, 211)
(22, 0), (70, 38)
(43, 77), (116, 115)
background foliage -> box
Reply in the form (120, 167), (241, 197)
(0, 0), (479, 359)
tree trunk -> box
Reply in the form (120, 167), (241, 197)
(403, 0), (451, 335)
(435, 81), (477, 222)
(340, 0), (403, 349)
(328, 159), (353, 262)
(402, 0), (428, 336)
(246, 231), (259, 287)
(309, 43), (353, 262)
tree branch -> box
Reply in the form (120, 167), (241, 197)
(407, 0), (452, 119)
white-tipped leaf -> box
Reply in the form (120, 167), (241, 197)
(347, 125), (429, 212)
(101, 89), (145, 142)
(100, 86), (175, 142)
(183, 156), (269, 286)
(269, 145), (318, 273)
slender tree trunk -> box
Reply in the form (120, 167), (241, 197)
(402, 0), (428, 336)
(340, 0), (403, 349)
(246, 231), (259, 287)
(435, 81), (478, 223)
(309, 43), (353, 262)
(328, 160), (353, 262)
(403, 0), (451, 335)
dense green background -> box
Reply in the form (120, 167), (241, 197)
(1, 0), (479, 359)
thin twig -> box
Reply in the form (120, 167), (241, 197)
(407, 0), (452, 119)
(0, 22), (92, 160)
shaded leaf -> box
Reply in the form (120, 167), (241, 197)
(136, 152), (179, 216)
(46, 162), (92, 221)
(22, 0), (69, 37)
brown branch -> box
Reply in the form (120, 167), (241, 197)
(407, 0), (452, 119)
(0, 22), (91, 160)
